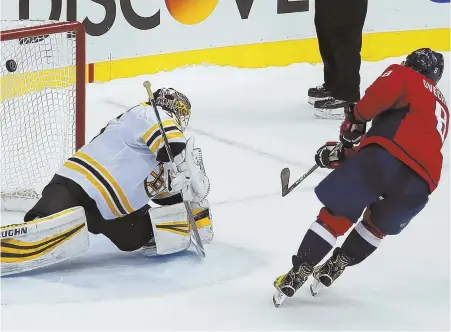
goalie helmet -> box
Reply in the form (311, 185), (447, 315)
(154, 88), (191, 131)
(402, 48), (444, 84)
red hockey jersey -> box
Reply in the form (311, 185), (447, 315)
(354, 64), (449, 193)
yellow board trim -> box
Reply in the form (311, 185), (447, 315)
(150, 131), (185, 154)
(93, 28), (450, 82)
(1, 223), (85, 263)
(64, 161), (121, 217)
(0, 28), (448, 96)
(75, 151), (134, 214)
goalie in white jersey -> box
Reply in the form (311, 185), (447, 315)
(1, 88), (212, 276)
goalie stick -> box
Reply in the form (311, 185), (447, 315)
(281, 143), (343, 197)
(143, 81), (206, 259)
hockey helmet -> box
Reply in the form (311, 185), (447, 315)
(154, 88), (191, 131)
(402, 48), (444, 84)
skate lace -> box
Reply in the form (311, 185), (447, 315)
(295, 263), (313, 280)
(335, 253), (350, 268)
(315, 253), (350, 278)
(329, 254), (351, 278)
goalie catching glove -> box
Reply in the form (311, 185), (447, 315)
(169, 136), (210, 203)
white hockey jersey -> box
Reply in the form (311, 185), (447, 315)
(56, 103), (186, 220)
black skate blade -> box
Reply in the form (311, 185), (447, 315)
(280, 168), (290, 197)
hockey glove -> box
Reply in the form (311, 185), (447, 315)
(315, 142), (345, 169)
(340, 104), (366, 148)
(168, 137), (210, 203)
(170, 170), (191, 193)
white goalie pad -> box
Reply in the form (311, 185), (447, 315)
(1, 207), (89, 276)
(146, 200), (213, 256)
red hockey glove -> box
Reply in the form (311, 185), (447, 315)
(340, 104), (366, 148)
(315, 142), (345, 169)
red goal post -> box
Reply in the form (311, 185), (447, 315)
(1, 20), (86, 212)
(0, 21), (86, 149)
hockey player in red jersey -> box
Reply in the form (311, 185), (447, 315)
(273, 48), (448, 306)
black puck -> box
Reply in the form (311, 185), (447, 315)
(6, 59), (17, 73)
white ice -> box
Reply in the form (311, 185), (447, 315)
(1, 54), (450, 331)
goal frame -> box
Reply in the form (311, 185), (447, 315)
(0, 21), (86, 149)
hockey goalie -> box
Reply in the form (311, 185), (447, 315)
(1, 87), (213, 276)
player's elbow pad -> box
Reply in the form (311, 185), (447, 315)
(156, 142), (186, 162)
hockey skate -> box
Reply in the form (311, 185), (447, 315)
(313, 97), (348, 120)
(272, 256), (313, 307)
(308, 85), (331, 105)
(310, 248), (352, 296)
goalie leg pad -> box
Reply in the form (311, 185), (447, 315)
(1, 207), (89, 276)
(191, 200), (214, 244)
(146, 200), (213, 256)
(148, 203), (191, 256)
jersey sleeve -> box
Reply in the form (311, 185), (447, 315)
(354, 65), (405, 121)
(140, 106), (186, 159)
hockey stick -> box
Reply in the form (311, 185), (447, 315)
(143, 81), (206, 259)
(281, 143), (343, 197)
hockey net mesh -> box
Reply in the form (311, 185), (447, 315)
(1, 20), (78, 212)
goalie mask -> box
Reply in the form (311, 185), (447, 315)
(154, 88), (191, 131)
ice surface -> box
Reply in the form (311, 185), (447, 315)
(1, 55), (450, 331)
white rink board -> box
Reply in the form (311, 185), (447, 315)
(1, 0), (449, 63)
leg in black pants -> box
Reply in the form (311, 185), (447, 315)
(315, 0), (334, 91)
(329, 0), (368, 102)
(100, 206), (154, 252)
(25, 175), (154, 252)
(315, 0), (368, 102)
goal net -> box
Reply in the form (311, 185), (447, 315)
(1, 20), (85, 212)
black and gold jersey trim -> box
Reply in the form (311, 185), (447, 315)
(68, 157), (128, 216)
(63, 152), (134, 218)
(141, 119), (185, 154)
(146, 125), (180, 147)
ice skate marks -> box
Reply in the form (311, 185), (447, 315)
(1, 239), (265, 305)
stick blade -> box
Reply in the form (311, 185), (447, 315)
(280, 168), (290, 196)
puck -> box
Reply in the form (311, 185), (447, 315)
(6, 59), (17, 73)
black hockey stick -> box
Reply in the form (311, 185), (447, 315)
(143, 81), (205, 259)
(281, 143), (343, 197)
